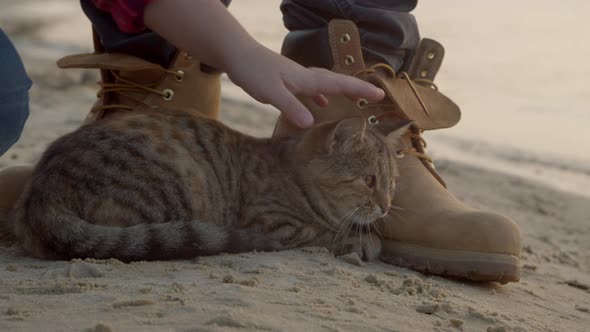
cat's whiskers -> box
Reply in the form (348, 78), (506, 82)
(378, 215), (393, 235)
(388, 204), (420, 216)
(332, 206), (361, 250)
(336, 212), (356, 253)
(359, 223), (367, 254)
(341, 213), (357, 249)
(387, 209), (410, 225)
(340, 207), (361, 237)
(372, 222), (384, 239)
(357, 210), (369, 251)
(345, 212), (360, 252)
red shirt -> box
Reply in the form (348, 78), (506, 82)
(92, 0), (153, 33)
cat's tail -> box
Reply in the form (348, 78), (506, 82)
(18, 212), (283, 262)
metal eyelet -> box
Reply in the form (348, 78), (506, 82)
(426, 52), (435, 60)
(420, 70), (428, 78)
(395, 150), (405, 159)
(344, 55), (355, 65)
(340, 33), (351, 43)
(162, 89), (174, 101)
(357, 98), (368, 109)
(175, 70), (185, 82)
(367, 115), (379, 125)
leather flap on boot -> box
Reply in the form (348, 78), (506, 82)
(57, 53), (163, 71)
(373, 74), (461, 130)
(328, 20), (365, 75)
(407, 38), (445, 81)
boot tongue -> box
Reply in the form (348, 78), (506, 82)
(58, 53), (167, 109)
(57, 53), (166, 85)
(368, 67), (461, 131)
(57, 53), (163, 71)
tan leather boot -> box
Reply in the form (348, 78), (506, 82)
(57, 30), (221, 122)
(274, 20), (521, 283)
(0, 30), (222, 212)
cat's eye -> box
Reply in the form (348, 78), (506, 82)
(362, 175), (376, 189)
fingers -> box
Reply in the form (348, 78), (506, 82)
(312, 94), (329, 107)
(275, 67), (384, 126)
(272, 88), (315, 128)
(302, 68), (385, 102)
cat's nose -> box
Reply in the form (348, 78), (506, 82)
(378, 203), (391, 218)
(376, 191), (391, 217)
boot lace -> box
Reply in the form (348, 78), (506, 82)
(95, 69), (184, 112)
(353, 64), (436, 164)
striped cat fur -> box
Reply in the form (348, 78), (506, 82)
(7, 110), (409, 262)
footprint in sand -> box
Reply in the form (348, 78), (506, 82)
(46, 261), (105, 279)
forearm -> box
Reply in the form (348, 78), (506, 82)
(143, 0), (260, 71)
(143, 0), (384, 128)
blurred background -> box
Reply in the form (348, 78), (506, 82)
(0, 0), (588, 196)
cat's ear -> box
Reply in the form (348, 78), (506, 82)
(298, 118), (365, 157)
(375, 118), (414, 143)
(325, 117), (366, 154)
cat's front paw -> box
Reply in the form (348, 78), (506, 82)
(231, 228), (284, 253)
(334, 233), (382, 261)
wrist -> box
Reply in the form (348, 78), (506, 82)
(222, 39), (267, 75)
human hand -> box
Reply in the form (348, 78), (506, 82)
(226, 43), (385, 128)
(144, 0), (383, 127)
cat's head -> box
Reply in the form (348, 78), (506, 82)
(295, 116), (412, 228)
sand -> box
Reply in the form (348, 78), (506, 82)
(0, 1), (589, 331)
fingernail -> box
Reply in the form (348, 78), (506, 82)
(375, 87), (385, 98)
(298, 112), (314, 128)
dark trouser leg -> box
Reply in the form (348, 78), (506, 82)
(79, 0), (232, 68)
(280, 0), (420, 70)
(0, 29), (31, 157)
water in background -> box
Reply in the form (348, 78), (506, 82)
(228, 0), (590, 197)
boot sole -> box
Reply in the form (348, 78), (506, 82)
(380, 241), (520, 284)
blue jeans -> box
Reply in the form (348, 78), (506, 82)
(81, 0), (419, 70)
(281, 0), (420, 70)
(0, 29), (31, 157)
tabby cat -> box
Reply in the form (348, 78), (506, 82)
(9, 110), (409, 262)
